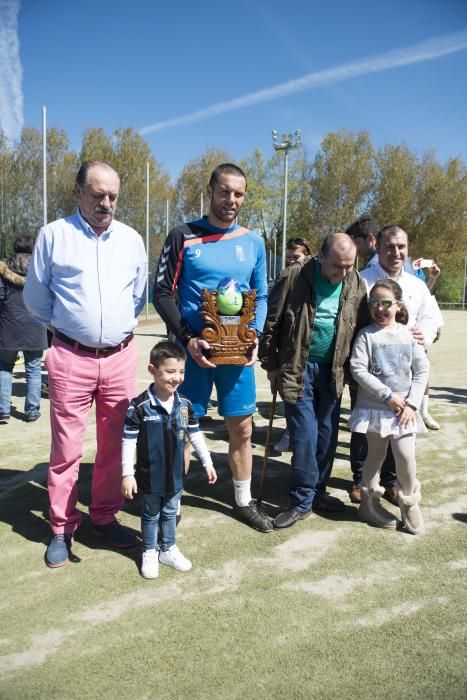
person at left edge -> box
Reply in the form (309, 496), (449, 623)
(153, 163), (272, 533)
(24, 160), (147, 568)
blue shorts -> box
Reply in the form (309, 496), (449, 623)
(180, 354), (256, 418)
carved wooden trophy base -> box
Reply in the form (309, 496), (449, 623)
(200, 289), (257, 366)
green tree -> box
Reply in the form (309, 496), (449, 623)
(79, 128), (114, 164)
(46, 128), (79, 222)
(80, 127), (173, 273)
(372, 144), (419, 230)
(0, 132), (15, 257)
(174, 146), (231, 224)
(372, 145), (467, 301)
(0, 127), (79, 257)
(240, 148), (277, 239)
(310, 130), (375, 236)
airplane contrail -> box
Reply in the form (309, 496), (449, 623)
(0, 0), (23, 144)
(140, 30), (467, 135)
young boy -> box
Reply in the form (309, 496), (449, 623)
(121, 341), (217, 579)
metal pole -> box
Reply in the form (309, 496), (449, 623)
(42, 106), (47, 226)
(463, 256), (467, 311)
(257, 387), (277, 504)
(273, 236), (277, 278)
(145, 161), (150, 320)
(200, 192), (204, 218)
(166, 199), (169, 237)
(281, 150), (289, 271)
(271, 129), (301, 271)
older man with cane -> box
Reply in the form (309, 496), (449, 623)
(259, 233), (368, 527)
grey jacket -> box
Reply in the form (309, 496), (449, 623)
(350, 323), (429, 410)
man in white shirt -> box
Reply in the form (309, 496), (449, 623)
(25, 161), (147, 568)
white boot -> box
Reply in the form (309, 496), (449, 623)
(358, 485), (398, 529)
(398, 480), (424, 535)
(420, 396), (440, 430)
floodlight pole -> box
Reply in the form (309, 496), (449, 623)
(42, 106), (47, 226)
(273, 236), (277, 278)
(272, 129), (301, 270)
(463, 256), (467, 311)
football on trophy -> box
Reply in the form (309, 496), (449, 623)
(216, 278), (243, 315)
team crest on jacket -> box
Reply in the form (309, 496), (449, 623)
(180, 404), (189, 428)
(236, 245), (245, 262)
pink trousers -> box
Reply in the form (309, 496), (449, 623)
(44, 337), (139, 534)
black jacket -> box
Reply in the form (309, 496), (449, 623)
(0, 254), (47, 351)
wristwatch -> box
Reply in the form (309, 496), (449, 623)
(182, 333), (198, 347)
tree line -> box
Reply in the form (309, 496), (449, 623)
(0, 126), (465, 302)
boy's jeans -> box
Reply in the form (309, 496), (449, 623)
(141, 489), (182, 551)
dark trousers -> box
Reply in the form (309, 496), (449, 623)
(285, 362), (341, 512)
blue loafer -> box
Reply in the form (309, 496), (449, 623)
(45, 534), (72, 568)
(93, 520), (137, 548)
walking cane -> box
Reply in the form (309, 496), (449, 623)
(257, 386), (278, 505)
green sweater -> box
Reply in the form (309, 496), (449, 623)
(308, 258), (342, 364)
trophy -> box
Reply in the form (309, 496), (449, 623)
(200, 278), (257, 366)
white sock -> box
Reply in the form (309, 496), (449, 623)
(421, 396), (429, 415)
(233, 478), (251, 507)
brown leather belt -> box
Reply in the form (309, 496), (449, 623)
(54, 330), (134, 357)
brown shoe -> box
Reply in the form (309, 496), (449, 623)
(382, 485), (399, 506)
(349, 484), (361, 503)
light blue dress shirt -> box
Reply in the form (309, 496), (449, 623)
(24, 211), (147, 347)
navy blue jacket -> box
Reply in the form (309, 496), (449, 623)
(0, 256), (47, 351)
(123, 386), (199, 496)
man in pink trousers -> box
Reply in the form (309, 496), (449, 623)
(24, 160), (147, 568)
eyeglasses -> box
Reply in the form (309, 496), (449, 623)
(287, 237), (306, 246)
(368, 298), (398, 309)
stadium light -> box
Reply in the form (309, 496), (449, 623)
(272, 129), (301, 270)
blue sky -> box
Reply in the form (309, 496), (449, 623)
(1, 0), (466, 181)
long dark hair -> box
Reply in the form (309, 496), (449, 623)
(370, 279), (409, 325)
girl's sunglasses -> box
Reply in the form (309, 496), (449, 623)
(368, 299), (398, 309)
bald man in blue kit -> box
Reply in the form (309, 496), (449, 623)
(153, 163), (272, 533)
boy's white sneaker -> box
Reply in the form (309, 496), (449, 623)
(159, 545), (192, 572)
(141, 549), (159, 579)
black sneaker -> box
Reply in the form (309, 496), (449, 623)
(0, 415), (10, 424)
(233, 500), (273, 532)
(25, 412), (41, 422)
(313, 493), (345, 513)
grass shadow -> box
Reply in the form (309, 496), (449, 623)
(431, 386), (467, 404)
(0, 461), (140, 565)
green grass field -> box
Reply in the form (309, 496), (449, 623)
(0, 312), (466, 699)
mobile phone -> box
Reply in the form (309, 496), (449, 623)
(413, 258), (433, 269)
